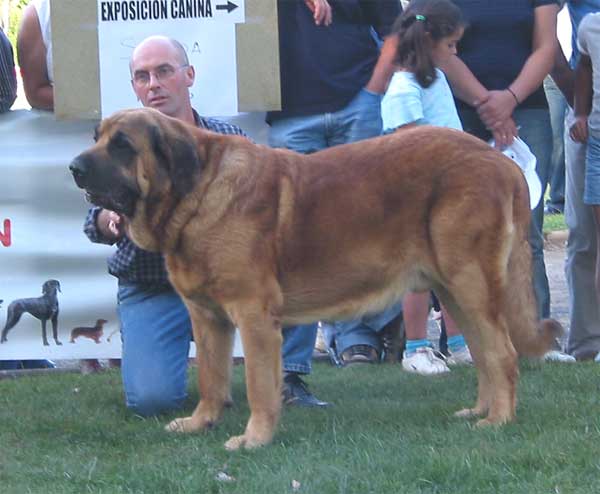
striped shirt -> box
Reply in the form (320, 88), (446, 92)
(84, 111), (247, 285)
(0, 28), (17, 113)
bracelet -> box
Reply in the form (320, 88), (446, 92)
(506, 87), (520, 105)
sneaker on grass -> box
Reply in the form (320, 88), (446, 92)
(402, 347), (450, 376)
(543, 350), (576, 363)
(447, 346), (473, 366)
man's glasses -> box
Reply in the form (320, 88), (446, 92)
(132, 64), (188, 87)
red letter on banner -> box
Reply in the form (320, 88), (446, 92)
(0, 219), (11, 247)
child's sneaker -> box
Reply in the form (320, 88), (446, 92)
(402, 347), (450, 376)
(543, 350), (576, 363)
(447, 346), (473, 366)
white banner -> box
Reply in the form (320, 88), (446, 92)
(97, 0), (245, 117)
(0, 111), (122, 359)
(0, 110), (253, 360)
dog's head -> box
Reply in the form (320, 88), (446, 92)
(69, 108), (203, 249)
(96, 319), (108, 326)
(43, 280), (61, 295)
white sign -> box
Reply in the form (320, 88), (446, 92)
(97, 0), (245, 117)
(0, 110), (247, 360)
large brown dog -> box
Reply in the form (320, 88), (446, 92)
(70, 108), (561, 450)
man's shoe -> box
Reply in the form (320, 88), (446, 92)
(339, 345), (379, 365)
(446, 346), (473, 366)
(402, 347), (450, 376)
(595, 352), (600, 363)
(282, 373), (330, 407)
(544, 204), (563, 215)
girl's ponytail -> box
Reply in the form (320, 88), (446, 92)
(391, 0), (465, 88)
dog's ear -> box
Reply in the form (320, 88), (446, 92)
(150, 124), (203, 197)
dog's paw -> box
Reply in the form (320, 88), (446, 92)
(475, 418), (502, 428)
(165, 415), (216, 433)
(475, 415), (512, 428)
(165, 417), (193, 433)
(224, 433), (268, 451)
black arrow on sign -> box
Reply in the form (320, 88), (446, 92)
(216, 1), (238, 13)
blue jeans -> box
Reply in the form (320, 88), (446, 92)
(458, 107), (552, 319)
(564, 109), (600, 359)
(270, 87), (390, 357)
(269, 88), (383, 152)
(321, 303), (403, 355)
(584, 132), (600, 205)
(544, 76), (567, 210)
(118, 283), (191, 416)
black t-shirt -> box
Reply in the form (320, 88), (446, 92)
(267, 0), (400, 122)
(453, 0), (559, 109)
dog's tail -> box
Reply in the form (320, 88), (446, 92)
(503, 202), (563, 357)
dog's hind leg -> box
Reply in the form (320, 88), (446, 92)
(1, 303), (24, 343)
(435, 267), (518, 426)
(166, 302), (235, 435)
(433, 284), (491, 419)
(51, 314), (62, 345)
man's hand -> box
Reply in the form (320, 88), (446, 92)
(491, 117), (519, 149)
(476, 90), (518, 131)
(304, 0), (332, 26)
(569, 116), (589, 143)
(97, 209), (126, 241)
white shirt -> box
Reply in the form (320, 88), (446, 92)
(32, 0), (53, 82)
(381, 68), (462, 132)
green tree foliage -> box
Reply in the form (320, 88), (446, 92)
(5, 0), (29, 50)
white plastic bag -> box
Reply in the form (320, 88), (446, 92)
(488, 137), (542, 210)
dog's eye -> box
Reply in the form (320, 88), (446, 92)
(108, 130), (137, 163)
(110, 131), (133, 150)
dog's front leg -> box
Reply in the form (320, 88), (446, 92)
(166, 303), (235, 434)
(51, 314), (62, 345)
(41, 319), (50, 346)
(223, 299), (283, 451)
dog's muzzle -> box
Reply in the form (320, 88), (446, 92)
(69, 156), (90, 189)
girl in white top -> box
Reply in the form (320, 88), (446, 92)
(381, 0), (470, 376)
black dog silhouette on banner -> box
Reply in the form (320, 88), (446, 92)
(1, 280), (62, 346)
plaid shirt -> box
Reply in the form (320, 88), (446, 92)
(0, 28), (17, 113)
(84, 111), (247, 285)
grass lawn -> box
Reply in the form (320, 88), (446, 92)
(543, 213), (567, 234)
(1, 361), (599, 494)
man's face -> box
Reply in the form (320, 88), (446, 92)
(130, 39), (195, 118)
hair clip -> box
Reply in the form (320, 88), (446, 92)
(415, 14), (427, 22)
